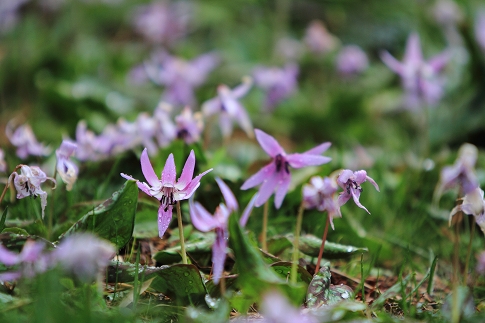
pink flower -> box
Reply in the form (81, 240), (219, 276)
(337, 169), (379, 214)
(189, 178), (237, 284)
(121, 148), (212, 237)
(380, 33), (450, 110)
(0, 240), (47, 281)
(6, 121), (51, 159)
(336, 45), (369, 75)
(9, 165), (56, 219)
(303, 176), (340, 229)
(438, 143), (478, 195)
(304, 20), (339, 55)
(175, 107), (204, 144)
(241, 129), (331, 209)
(55, 140), (78, 191)
(201, 77), (253, 138)
(449, 187), (485, 233)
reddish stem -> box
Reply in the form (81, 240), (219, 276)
(314, 213), (330, 274)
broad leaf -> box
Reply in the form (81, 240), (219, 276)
(61, 180), (138, 248)
(298, 234), (368, 259)
(306, 266), (353, 308)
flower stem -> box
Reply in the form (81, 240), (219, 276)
(262, 200), (269, 252)
(451, 221), (460, 323)
(314, 213), (330, 274)
(464, 216), (476, 286)
(290, 201), (305, 284)
(176, 201), (188, 265)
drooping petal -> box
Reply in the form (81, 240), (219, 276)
(239, 193), (258, 227)
(39, 191), (48, 219)
(274, 173), (291, 209)
(286, 153), (331, 168)
(189, 200), (218, 232)
(161, 153), (176, 186)
(20, 241), (45, 262)
(380, 51), (404, 75)
(365, 175), (380, 192)
(350, 188), (370, 214)
(255, 173), (279, 207)
(241, 162), (275, 190)
(337, 192), (351, 207)
(231, 76), (253, 98)
(201, 97), (221, 116)
(254, 129), (285, 157)
(337, 169), (353, 188)
(212, 227), (227, 284)
(140, 148), (160, 187)
(0, 245), (20, 266)
(218, 114), (234, 139)
(158, 205), (173, 238)
(178, 168), (213, 200)
(176, 150), (195, 190)
(303, 142), (331, 155)
(234, 103), (254, 137)
(215, 177), (238, 212)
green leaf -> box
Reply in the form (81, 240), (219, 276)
(228, 214), (307, 312)
(306, 266), (354, 308)
(267, 235), (293, 256)
(1, 227), (30, 236)
(0, 207), (8, 232)
(150, 264), (208, 306)
(153, 233), (215, 265)
(61, 180), (138, 248)
(132, 201), (159, 239)
(270, 262), (313, 284)
(298, 234), (368, 259)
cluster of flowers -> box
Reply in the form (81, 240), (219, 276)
(0, 233), (115, 283)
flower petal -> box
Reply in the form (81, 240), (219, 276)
(274, 173), (291, 209)
(0, 245), (20, 266)
(176, 150), (195, 190)
(353, 170), (368, 184)
(240, 193), (258, 227)
(139, 148), (160, 187)
(161, 153), (176, 186)
(337, 192), (351, 207)
(286, 153), (331, 168)
(179, 168), (213, 200)
(215, 177), (238, 212)
(303, 142), (331, 155)
(365, 175), (380, 192)
(189, 200), (218, 232)
(255, 129), (285, 157)
(404, 33), (423, 66)
(380, 51), (404, 75)
(158, 205), (173, 238)
(241, 162), (275, 190)
(351, 188), (370, 214)
(211, 228), (227, 284)
(337, 169), (353, 188)
(255, 173), (279, 207)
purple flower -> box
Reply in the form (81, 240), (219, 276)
(175, 107), (204, 144)
(438, 143), (478, 195)
(0, 240), (47, 281)
(253, 63), (299, 111)
(449, 187), (485, 233)
(337, 169), (379, 214)
(75, 120), (102, 161)
(476, 251), (485, 275)
(144, 51), (220, 107)
(241, 129), (331, 208)
(132, 1), (191, 45)
(475, 10), (485, 52)
(380, 33), (450, 110)
(6, 121), (51, 159)
(201, 77), (253, 138)
(259, 290), (318, 323)
(304, 20), (339, 55)
(52, 233), (115, 282)
(189, 178), (237, 284)
(9, 165), (56, 219)
(121, 148), (212, 238)
(0, 148), (7, 173)
(153, 102), (177, 148)
(56, 140), (78, 191)
(303, 176), (340, 229)
(336, 45), (369, 75)
(0, 0), (30, 33)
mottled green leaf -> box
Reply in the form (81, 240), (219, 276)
(270, 261), (313, 284)
(61, 180), (138, 248)
(1, 227), (30, 236)
(298, 234), (368, 259)
(153, 233), (214, 265)
(306, 266), (353, 308)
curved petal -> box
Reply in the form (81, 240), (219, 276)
(404, 33), (423, 65)
(176, 150), (195, 190)
(337, 169), (353, 187)
(215, 177), (238, 212)
(337, 192), (351, 207)
(274, 173), (291, 209)
(365, 175), (380, 192)
(201, 97), (221, 116)
(232, 76), (252, 98)
(218, 113), (234, 139)
(380, 51), (404, 75)
(211, 228), (228, 284)
(240, 193), (258, 227)
(140, 148), (160, 187)
(158, 205), (173, 238)
(303, 142), (331, 155)
(179, 168), (213, 200)
(241, 162), (275, 190)
(189, 200), (218, 232)
(351, 189), (370, 214)
(0, 245), (20, 266)
(255, 129), (285, 157)
(255, 173), (279, 207)
(161, 153), (176, 186)
(286, 153), (331, 168)
(353, 170), (368, 184)
(234, 103), (254, 137)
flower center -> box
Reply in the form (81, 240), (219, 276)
(346, 180), (362, 195)
(160, 186), (176, 211)
(275, 154), (290, 174)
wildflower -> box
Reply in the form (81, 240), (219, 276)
(449, 187), (485, 233)
(121, 148), (212, 237)
(380, 33), (450, 110)
(0, 149), (7, 173)
(153, 102), (177, 148)
(253, 63), (299, 111)
(259, 290), (318, 323)
(336, 45), (369, 75)
(144, 51), (220, 107)
(55, 140), (78, 191)
(6, 121), (51, 159)
(303, 176), (340, 229)
(0, 239), (47, 281)
(304, 20), (339, 55)
(189, 178), (237, 284)
(438, 143), (478, 195)
(0, 0), (30, 33)
(476, 251), (485, 275)
(175, 107), (204, 144)
(201, 77), (253, 138)
(241, 129), (331, 208)
(52, 233), (115, 283)
(75, 120), (102, 161)
(9, 165), (56, 219)
(336, 169), (379, 214)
